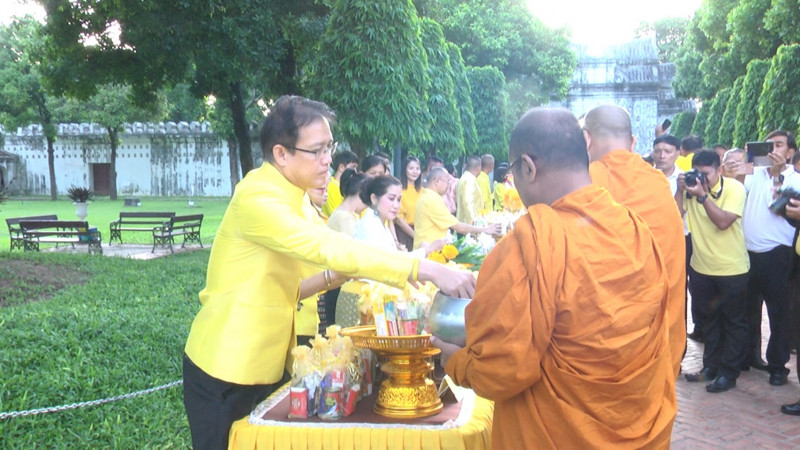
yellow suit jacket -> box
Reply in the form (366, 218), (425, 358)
(185, 163), (415, 385)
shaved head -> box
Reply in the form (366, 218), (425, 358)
(509, 107), (589, 172)
(583, 105), (634, 159)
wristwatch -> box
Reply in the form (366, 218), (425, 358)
(773, 174), (785, 185)
(696, 194), (708, 204)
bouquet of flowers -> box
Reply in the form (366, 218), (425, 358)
(427, 235), (489, 270)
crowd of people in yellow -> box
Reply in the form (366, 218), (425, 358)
(181, 95), (800, 449)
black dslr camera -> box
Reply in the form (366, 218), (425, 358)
(684, 168), (706, 187)
(769, 187), (800, 227)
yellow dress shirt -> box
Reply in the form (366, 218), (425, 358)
(185, 163), (415, 385)
(457, 171), (482, 225)
(476, 171), (491, 212)
(322, 178), (342, 216)
(413, 188), (459, 249)
(493, 181), (508, 211)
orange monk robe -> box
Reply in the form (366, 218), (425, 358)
(447, 185), (676, 449)
(590, 150), (687, 377)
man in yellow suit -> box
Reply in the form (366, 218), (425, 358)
(457, 155), (483, 226)
(439, 107), (676, 449)
(182, 95), (476, 450)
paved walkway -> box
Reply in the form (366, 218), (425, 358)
(675, 303), (800, 448)
(43, 242), (204, 260)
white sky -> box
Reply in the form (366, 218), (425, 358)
(528, 0), (703, 54)
(1, 0), (703, 52)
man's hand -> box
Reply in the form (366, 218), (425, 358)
(431, 336), (463, 368)
(418, 259), (476, 299)
(676, 173), (686, 192)
(483, 223), (503, 236)
(684, 177), (707, 198)
(786, 198), (800, 221)
(768, 150), (787, 177)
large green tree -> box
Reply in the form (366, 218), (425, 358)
(61, 84), (167, 200)
(419, 18), (463, 161)
(0, 16), (63, 199)
(466, 66), (507, 159)
(39, 0), (287, 176)
(758, 44), (800, 137)
(718, 76), (744, 148)
(671, 110), (696, 139)
(446, 43), (479, 156)
(691, 98), (712, 140)
(704, 88), (731, 146)
(425, 0), (575, 103)
(305, 0), (430, 157)
(733, 59), (770, 147)
(634, 17), (689, 62)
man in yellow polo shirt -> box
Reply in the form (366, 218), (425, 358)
(676, 135), (703, 172)
(182, 95), (476, 450)
(676, 150), (749, 393)
(414, 167), (501, 250)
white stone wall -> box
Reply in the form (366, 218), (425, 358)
(3, 121), (240, 197)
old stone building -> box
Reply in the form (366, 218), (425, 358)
(556, 37), (695, 154)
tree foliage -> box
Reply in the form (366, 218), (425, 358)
(418, 18), (464, 161)
(306, 0), (430, 157)
(466, 66), (507, 160)
(734, 59), (770, 147)
(39, 0), (286, 176)
(704, 88), (730, 146)
(718, 76), (743, 147)
(634, 17), (689, 62)
(0, 16), (63, 199)
(671, 110), (696, 139)
(758, 44), (800, 137)
(691, 98), (712, 139)
(425, 0), (575, 101)
(446, 43), (479, 156)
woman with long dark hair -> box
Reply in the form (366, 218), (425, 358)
(395, 157), (422, 249)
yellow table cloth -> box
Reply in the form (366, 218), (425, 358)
(228, 384), (494, 450)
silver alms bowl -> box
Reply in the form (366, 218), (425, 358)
(428, 292), (471, 347)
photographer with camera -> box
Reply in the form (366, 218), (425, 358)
(741, 131), (799, 394)
(676, 150), (749, 393)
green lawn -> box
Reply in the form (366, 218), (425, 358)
(0, 196), (230, 249)
(0, 197), (230, 447)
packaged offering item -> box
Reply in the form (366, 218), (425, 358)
(319, 386), (343, 420)
(344, 384), (360, 417)
(384, 299), (399, 336)
(288, 386), (308, 419)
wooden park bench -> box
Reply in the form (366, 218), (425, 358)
(152, 214), (204, 254)
(19, 220), (103, 255)
(6, 214), (58, 251)
(109, 211), (175, 244)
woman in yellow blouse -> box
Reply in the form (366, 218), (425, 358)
(395, 157), (422, 250)
(492, 163), (510, 211)
(327, 169), (368, 237)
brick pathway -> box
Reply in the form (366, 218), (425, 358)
(674, 302), (800, 448)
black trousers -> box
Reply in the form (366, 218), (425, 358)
(686, 235), (700, 331)
(323, 287), (341, 325)
(746, 246), (794, 375)
(182, 355), (289, 450)
(689, 269), (749, 379)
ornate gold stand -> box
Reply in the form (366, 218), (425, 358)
(340, 325), (443, 419)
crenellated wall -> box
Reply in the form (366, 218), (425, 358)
(2, 121), (247, 197)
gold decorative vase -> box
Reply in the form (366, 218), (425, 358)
(340, 325), (443, 419)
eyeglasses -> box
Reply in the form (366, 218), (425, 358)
(286, 141), (338, 160)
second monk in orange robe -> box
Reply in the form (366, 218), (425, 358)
(443, 107), (676, 449)
(585, 104), (687, 378)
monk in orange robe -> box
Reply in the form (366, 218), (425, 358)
(585, 105), (687, 378)
(442, 107), (676, 449)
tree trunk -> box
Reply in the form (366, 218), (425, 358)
(230, 81), (253, 175)
(46, 135), (57, 200)
(108, 127), (118, 200)
(228, 136), (240, 195)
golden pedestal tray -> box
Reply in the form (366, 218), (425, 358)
(340, 325), (443, 419)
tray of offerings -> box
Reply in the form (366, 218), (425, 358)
(340, 325), (442, 419)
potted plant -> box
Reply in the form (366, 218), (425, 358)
(67, 186), (94, 221)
